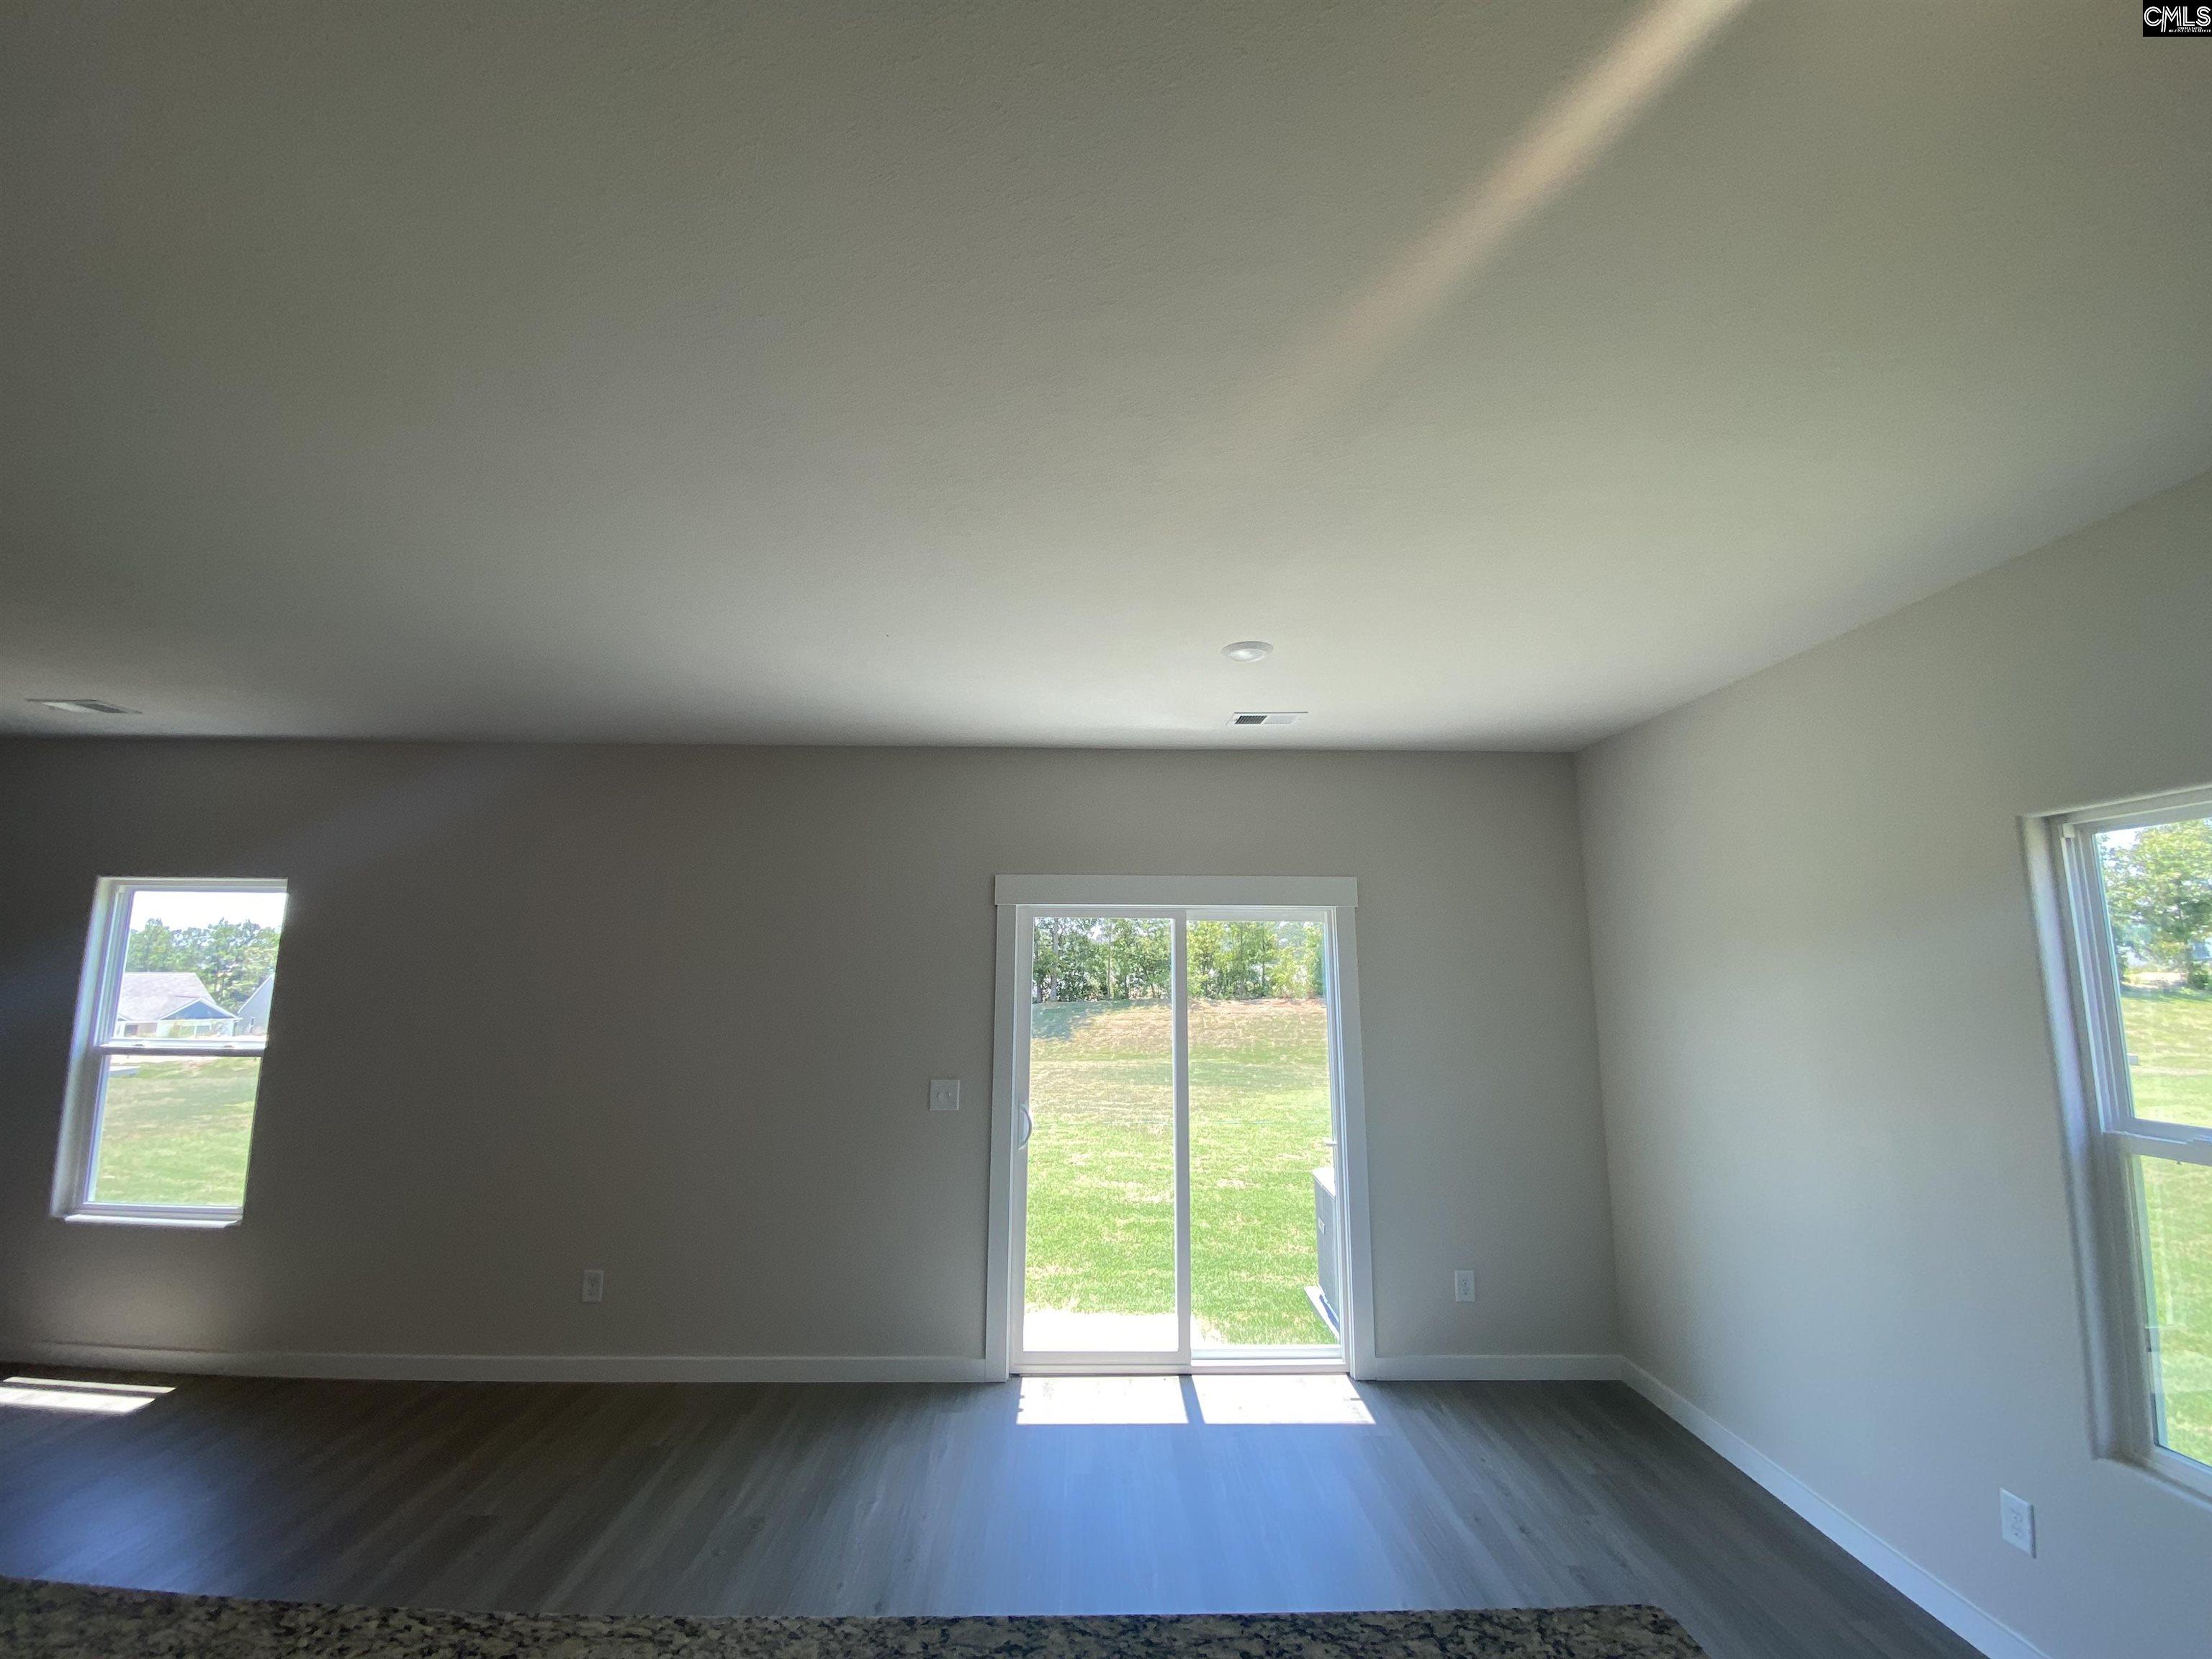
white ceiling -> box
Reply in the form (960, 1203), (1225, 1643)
(4, 1), (2208, 750)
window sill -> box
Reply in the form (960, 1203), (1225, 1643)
(60, 1210), (241, 1230)
(2111, 1447), (2212, 1514)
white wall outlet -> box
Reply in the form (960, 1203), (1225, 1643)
(1454, 1270), (1477, 1303)
(580, 1268), (605, 1304)
(929, 1078), (961, 1112)
(1999, 1489), (2035, 1557)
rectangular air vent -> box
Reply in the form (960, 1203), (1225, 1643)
(1231, 711), (1305, 727)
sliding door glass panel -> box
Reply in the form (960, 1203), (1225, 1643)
(1024, 916), (1177, 1354)
(2094, 815), (2212, 1129)
(2139, 1156), (2212, 1470)
(1189, 916), (1337, 1352)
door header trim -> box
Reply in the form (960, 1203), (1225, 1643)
(994, 875), (1357, 908)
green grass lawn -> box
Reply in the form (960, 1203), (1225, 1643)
(1025, 997), (1335, 1347)
(2122, 988), (2212, 1466)
(88, 1057), (260, 1208)
(2121, 983), (2212, 1130)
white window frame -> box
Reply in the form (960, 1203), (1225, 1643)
(984, 876), (1374, 1380)
(2028, 786), (2212, 1505)
(52, 876), (287, 1228)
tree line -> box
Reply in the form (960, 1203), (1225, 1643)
(125, 919), (282, 1014)
(1032, 917), (1326, 1003)
(2102, 819), (2212, 991)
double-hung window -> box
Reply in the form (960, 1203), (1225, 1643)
(2036, 788), (2212, 1497)
(53, 878), (288, 1226)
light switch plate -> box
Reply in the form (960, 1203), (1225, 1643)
(929, 1079), (961, 1112)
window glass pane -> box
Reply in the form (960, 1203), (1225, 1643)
(2140, 1156), (2212, 1470)
(1024, 916), (1175, 1354)
(88, 1056), (261, 1209)
(1189, 917), (1337, 1351)
(2095, 817), (2212, 1129)
(115, 887), (286, 1040)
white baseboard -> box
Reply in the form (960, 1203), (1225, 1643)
(4, 1341), (1004, 1385)
(12, 1341), (1624, 1387)
(1360, 1352), (1624, 1382)
(1620, 1360), (2050, 1659)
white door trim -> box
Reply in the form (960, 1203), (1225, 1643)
(1328, 902), (1379, 1380)
(995, 875), (1357, 908)
(982, 900), (1021, 1379)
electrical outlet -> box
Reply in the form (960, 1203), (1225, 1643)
(929, 1079), (961, 1112)
(1999, 1490), (2035, 1557)
(1454, 1270), (1476, 1303)
(580, 1269), (605, 1304)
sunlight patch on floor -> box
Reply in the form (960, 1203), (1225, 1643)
(1015, 1372), (1373, 1426)
(1017, 1375), (1189, 1424)
(0, 1376), (173, 1416)
(1191, 1372), (1372, 1425)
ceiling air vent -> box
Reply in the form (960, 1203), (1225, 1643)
(1231, 711), (1305, 727)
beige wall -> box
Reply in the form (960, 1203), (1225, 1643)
(1578, 470), (2212, 1659)
(0, 745), (1615, 1372)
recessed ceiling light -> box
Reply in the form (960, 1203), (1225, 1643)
(1222, 640), (1273, 662)
(30, 698), (140, 716)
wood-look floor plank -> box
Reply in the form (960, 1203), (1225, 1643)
(0, 1371), (1982, 1659)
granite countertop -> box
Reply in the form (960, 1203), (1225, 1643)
(1, 1578), (1707, 1658)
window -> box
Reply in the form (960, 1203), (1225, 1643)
(53, 878), (287, 1225)
(2035, 789), (2212, 1496)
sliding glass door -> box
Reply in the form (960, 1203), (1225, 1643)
(1189, 914), (1339, 1355)
(1020, 912), (1184, 1364)
(1012, 906), (1346, 1372)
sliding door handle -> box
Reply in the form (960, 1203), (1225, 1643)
(1016, 1103), (1033, 1148)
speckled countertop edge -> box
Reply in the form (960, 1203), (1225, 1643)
(1, 1578), (1707, 1658)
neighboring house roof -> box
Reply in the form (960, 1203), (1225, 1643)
(233, 974), (275, 1028)
(117, 971), (233, 1024)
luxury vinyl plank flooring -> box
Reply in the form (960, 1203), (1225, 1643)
(0, 1372), (1979, 1659)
